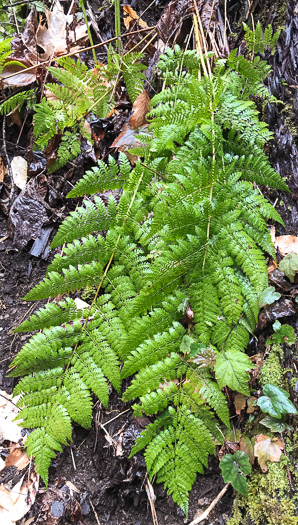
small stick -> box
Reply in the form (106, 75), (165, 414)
(145, 476), (159, 525)
(70, 447), (77, 471)
(280, 433), (295, 492)
(89, 498), (101, 525)
(189, 483), (230, 525)
(100, 408), (131, 428)
(3, 26), (157, 81)
(2, 116), (14, 204)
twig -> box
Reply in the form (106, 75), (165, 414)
(2, 116), (14, 204)
(189, 483), (230, 525)
(89, 498), (101, 525)
(145, 475), (159, 525)
(3, 26), (157, 81)
(0, 392), (19, 409)
(280, 432), (295, 492)
(70, 447), (77, 471)
(100, 408), (131, 428)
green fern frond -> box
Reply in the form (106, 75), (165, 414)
(243, 21), (281, 54)
(67, 153), (130, 197)
(0, 89), (36, 115)
(14, 298), (80, 332)
(51, 196), (117, 249)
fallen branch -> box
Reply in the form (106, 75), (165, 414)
(189, 483), (230, 525)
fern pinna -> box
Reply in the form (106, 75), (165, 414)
(12, 44), (287, 514)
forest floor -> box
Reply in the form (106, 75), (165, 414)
(0, 0), (298, 524)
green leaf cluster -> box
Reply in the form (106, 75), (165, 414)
(0, 49), (146, 172)
(243, 21), (281, 55)
(13, 44), (288, 512)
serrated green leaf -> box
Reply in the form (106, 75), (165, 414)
(257, 383), (297, 418)
(260, 415), (286, 432)
(180, 335), (195, 354)
(279, 253), (298, 282)
(215, 350), (254, 395)
(271, 324), (296, 345)
(220, 451), (251, 496)
(259, 286), (281, 308)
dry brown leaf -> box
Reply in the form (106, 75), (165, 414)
(36, 1), (87, 60)
(250, 353), (264, 367)
(111, 123), (152, 164)
(24, 518), (35, 525)
(0, 157), (7, 183)
(234, 393), (247, 415)
(1, 0), (87, 87)
(129, 90), (150, 130)
(254, 434), (284, 472)
(240, 436), (255, 465)
(246, 396), (257, 414)
(65, 481), (80, 494)
(4, 446), (30, 470)
(11, 157), (28, 191)
(274, 235), (298, 256)
(0, 391), (24, 444)
(123, 5), (149, 30)
(0, 470), (39, 524)
(7, 110), (22, 128)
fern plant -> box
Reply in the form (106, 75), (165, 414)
(0, 48), (146, 171)
(12, 42), (287, 514)
(243, 21), (281, 55)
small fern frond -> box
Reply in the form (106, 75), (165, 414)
(67, 153), (130, 197)
(14, 298), (80, 332)
(0, 89), (36, 115)
(51, 196), (117, 249)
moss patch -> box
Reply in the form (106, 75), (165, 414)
(228, 462), (298, 525)
(259, 344), (284, 388)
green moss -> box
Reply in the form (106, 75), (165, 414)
(228, 462), (298, 525)
(260, 344), (284, 387)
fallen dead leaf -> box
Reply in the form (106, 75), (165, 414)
(111, 123), (152, 164)
(74, 297), (90, 310)
(0, 391), (24, 444)
(234, 393), (247, 415)
(0, 157), (7, 183)
(250, 353), (264, 367)
(4, 445), (30, 470)
(246, 396), (257, 414)
(1, 0), (88, 87)
(254, 434), (284, 472)
(65, 481), (80, 494)
(24, 518), (35, 525)
(11, 157), (28, 191)
(123, 5), (149, 30)
(274, 235), (298, 256)
(0, 470), (39, 524)
(129, 90), (150, 130)
(240, 435), (255, 465)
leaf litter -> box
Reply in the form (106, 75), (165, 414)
(0, 392), (38, 525)
(1, 0), (88, 87)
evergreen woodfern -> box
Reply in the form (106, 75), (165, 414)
(12, 44), (287, 514)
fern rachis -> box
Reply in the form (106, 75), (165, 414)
(12, 42), (287, 514)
